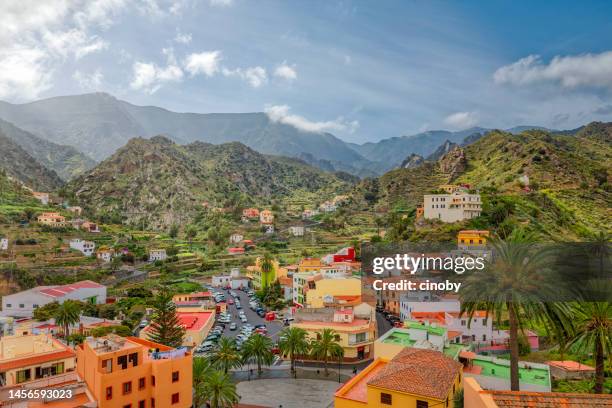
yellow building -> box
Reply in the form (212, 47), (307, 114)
(247, 257), (287, 289)
(335, 348), (463, 408)
(457, 230), (489, 249)
(292, 305), (376, 361)
(36, 212), (67, 227)
(298, 257), (325, 272)
(305, 277), (362, 309)
(0, 334), (76, 387)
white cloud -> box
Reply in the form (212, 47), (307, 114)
(130, 59), (183, 94)
(209, 0), (233, 6)
(223, 66), (267, 88)
(494, 51), (612, 90)
(73, 69), (104, 90)
(443, 111), (478, 130)
(0, 0), (125, 100)
(265, 104), (359, 134)
(174, 30), (192, 44)
(184, 51), (222, 77)
(274, 62), (297, 81)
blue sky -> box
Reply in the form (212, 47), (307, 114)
(2, 0), (612, 143)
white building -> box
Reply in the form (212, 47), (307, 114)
(302, 209), (319, 219)
(446, 311), (493, 343)
(263, 224), (274, 234)
(212, 268), (251, 289)
(0, 238), (8, 251)
(399, 295), (460, 321)
(423, 191), (482, 223)
(229, 233), (244, 244)
(96, 248), (115, 263)
(69, 238), (95, 256)
(289, 225), (304, 237)
(1, 280), (106, 318)
(149, 249), (167, 262)
(319, 201), (337, 213)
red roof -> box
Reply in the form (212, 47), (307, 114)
(485, 390), (612, 407)
(38, 280), (104, 298)
(176, 312), (213, 331)
(547, 360), (595, 372)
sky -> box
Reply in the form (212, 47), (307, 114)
(1, 0), (612, 143)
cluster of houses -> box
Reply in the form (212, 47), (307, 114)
(36, 211), (100, 232)
(416, 184), (482, 223)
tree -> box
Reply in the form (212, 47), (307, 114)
(310, 328), (344, 375)
(192, 357), (215, 408)
(278, 327), (310, 373)
(241, 333), (274, 375)
(147, 289), (185, 348)
(185, 226), (197, 250)
(569, 302), (611, 394)
(54, 300), (81, 337)
(210, 337), (242, 373)
(199, 370), (239, 408)
(460, 232), (571, 391)
(33, 301), (60, 321)
(259, 252), (275, 289)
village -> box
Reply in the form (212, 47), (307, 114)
(0, 181), (608, 408)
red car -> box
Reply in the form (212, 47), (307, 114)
(228, 299), (234, 305)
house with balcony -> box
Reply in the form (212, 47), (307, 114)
(36, 212), (67, 227)
(70, 238), (96, 256)
(423, 190), (482, 223)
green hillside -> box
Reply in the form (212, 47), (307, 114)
(353, 122), (611, 240)
(64, 136), (351, 230)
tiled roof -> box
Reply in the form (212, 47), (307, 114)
(38, 280), (104, 298)
(487, 390), (612, 407)
(0, 349), (75, 371)
(547, 360), (595, 372)
(367, 347), (461, 400)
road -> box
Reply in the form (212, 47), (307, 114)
(214, 288), (285, 342)
(376, 311), (393, 338)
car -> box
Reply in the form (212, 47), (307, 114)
(236, 335), (247, 342)
(139, 320), (148, 328)
(240, 316), (248, 323)
(235, 304), (242, 309)
(228, 299), (234, 305)
(254, 324), (267, 329)
(255, 327), (267, 335)
(257, 310), (266, 318)
(229, 323), (237, 330)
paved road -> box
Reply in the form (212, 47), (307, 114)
(376, 311), (393, 338)
(214, 288), (285, 342)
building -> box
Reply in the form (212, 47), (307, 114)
(335, 347), (463, 408)
(247, 258), (287, 289)
(212, 268), (251, 290)
(1, 280), (107, 318)
(140, 312), (214, 349)
(400, 293), (461, 321)
(67, 206), (82, 215)
(0, 237), (7, 251)
(228, 247), (245, 255)
(292, 305), (376, 361)
(32, 192), (49, 205)
(463, 377), (606, 408)
(97, 246), (115, 263)
(242, 208), (260, 222)
(460, 351), (551, 392)
(289, 225), (304, 237)
(149, 249), (167, 262)
(410, 310), (494, 344)
(302, 209), (319, 219)
(36, 212), (67, 227)
(321, 247), (356, 264)
(304, 276), (362, 309)
(319, 201), (337, 212)
(374, 324), (463, 361)
(81, 221), (100, 233)
(423, 190), (482, 223)
(0, 333), (76, 387)
(77, 335), (193, 408)
(70, 238), (96, 256)
(229, 233), (244, 244)
(259, 209), (274, 224)
(457, 230), (489, 249)
(547, 360), (596, 380)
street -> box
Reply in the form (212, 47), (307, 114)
(215, 288), (285, 342)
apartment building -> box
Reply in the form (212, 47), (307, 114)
(77, 335), (192, 408)
(423, 191), (482, 223)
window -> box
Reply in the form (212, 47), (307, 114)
(102, 359), (112, 373)
(151, 399), (155, 408)
(172, 371), (179, 382)
(122, 381), (132, 395)
(19, 304), (24, 308)
(139, 377), (146, 389)
(461, 320), (466, 326)
(33, 304), (39, 308)
(105, 386), (112, 400)
(380, 393), (392, 405)
(171, 393), (179, 404)
(129, 352), (139, 367)
(123, 405), (131, 408)
(483, 334), (487, 341)
(151, 376), (155, 386)
(139, 400), (145, 408)
(5, 304), (11, 308)
(482, 318), (488, 326)
(118, 355), (128, 369)
(417, 401), (429, 408)
(16, 369), (31, 384)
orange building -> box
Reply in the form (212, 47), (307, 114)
(77, 335), (192, 408)
(36, 212), (67, 227)
(457, 230), (489, 248)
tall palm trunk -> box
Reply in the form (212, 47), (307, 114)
(324, 356), (329, 375)
(595, 341), (604, 394)
(507, 301), (520, 391)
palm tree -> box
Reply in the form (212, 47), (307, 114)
(192, 357), (214, 408)
(54, 300), (81, 338)
(569, 302), (611, 394)
(241, 333), (274, 375)
(460, 231), (571, 391)
(259, 252), (275, 289)
(198, 369), (239, 408)
(210, 337), (243, 373)
(310, 328), (344, 375)
(278, 327), (310, 373)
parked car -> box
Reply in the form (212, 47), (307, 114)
(229, 323), (238, 331)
